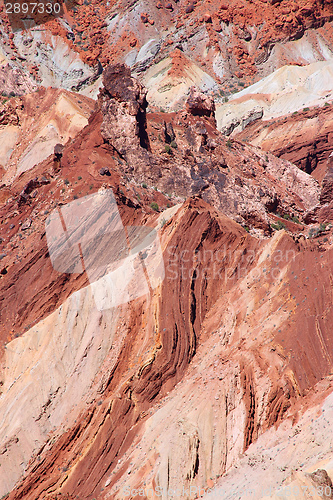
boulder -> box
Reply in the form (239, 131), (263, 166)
(185, 87), (216, 125)
(21, 218), (32, 230)
(54, 143), (64, 159)
(99, 167), (111, 176)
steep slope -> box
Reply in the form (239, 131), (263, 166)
(0, 63), (37, 97)
(233, 101), (333, 183)
(0, 67), (320, 352)
(2, 199), (333, 500)
(1, 0), (333, 102)
(95, 65), (320, 234)
(216, 59), (333, 136)
(203, 386), (333, 499)
(0, 88), (95, 184)
(141, 49), (219, 111)
(1, 65), (333, 499)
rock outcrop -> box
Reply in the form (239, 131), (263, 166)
(95, 66), (320, 234)
(304, 151), (333, 223)
(234, 101), (333, 182)
(0, 63), (37, 96)
(0, 88), (95, 185)
(185, 86), (216, 125)
(0, 68), (322, 357)
(1, 0), (333, 105)
(1, 36), (333, 500)
(99, 63), (150, 155)
(320, 152), (333, 204)
(221, 106), (263, 136)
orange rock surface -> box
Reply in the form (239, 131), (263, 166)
(0, 67), (333, 498)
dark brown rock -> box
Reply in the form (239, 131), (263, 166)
(54, 143), (64, 159)
(185, 87), (216, 125)
(18, 177), (40, 206)
(163, 121), (175, 143)
(99, 167), (111, 176)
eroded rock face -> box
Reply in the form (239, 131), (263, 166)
(234, 103), (333, 182)
(315, 152), (333, 224)
(186, 86), (216, 125)
(3, 198), (333, 500)
(0, 77), (322, 356)
(1, 0), (333, 109)
(0, 88), (95, 185)
(0, 98), (23, 127)
(0, 64), (37, 97)
(99, 63), (150, 155)
(222, 106), (264, 136)
(0, 70), (333, 500)
(320, 152), (333, 204)
(95, 65), (320, 234)
(304, 152), (333, 222)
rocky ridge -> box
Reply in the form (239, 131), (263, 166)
(0, 87), (95, 185)
(234, 101), (333, 183)
(0, 65), (333, 499)
(95, 64), (320, 234)
(1, 0), (333, 103)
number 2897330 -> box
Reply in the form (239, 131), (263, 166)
(5, 2), (61, 15)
